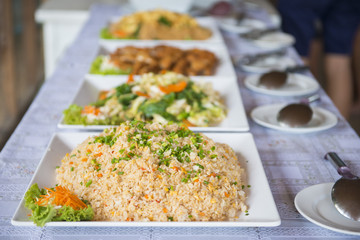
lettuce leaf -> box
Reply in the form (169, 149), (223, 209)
(24, 183), (44, 210)
(89, 56), (131, 75)
(30, 205), (57, 227)
(100, 28), (114, 39)
(63, 104), (87, 125)
(24, 184), (94, 227)
(52, 205), (94, 222)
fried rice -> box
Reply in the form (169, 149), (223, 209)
(56, 121), (247, 221)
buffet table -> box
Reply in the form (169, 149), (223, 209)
(1, 3), (360, 239)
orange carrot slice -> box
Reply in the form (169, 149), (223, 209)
(127, 74), (134, 84)
(159, 81), (187, 94)
(36, 186), (87, 210)
(81, 105), (100, 115)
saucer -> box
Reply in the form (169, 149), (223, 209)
(295, 183), (360, 235)
(244, 73), (320, 96)
(240, 55), (297, 73)
(250, 32), (295, 50)
(250, 104), (337, 133)
(218, 18), (266, 34)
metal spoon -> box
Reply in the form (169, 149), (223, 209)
(277, 94), (320, 128)
(324, 152), (360, 221)
(258, 66), (310, 89)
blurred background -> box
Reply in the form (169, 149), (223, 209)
(0, 0), (359, 150)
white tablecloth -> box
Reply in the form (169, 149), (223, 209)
(1, 3), (360, 239)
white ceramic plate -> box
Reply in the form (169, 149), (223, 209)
(218, 18), (266, 34)
(240, 55), (297, 74)
(251, 104), (338, 133)
(244, 73), (320, 97)
(11, 132), (280, 227)
(100, 16), (224, 44)
(250, 32), (295, 50)
(90, 41), (236, 78)
(58, 76), (249, 132)
(295, 183), (360, 235)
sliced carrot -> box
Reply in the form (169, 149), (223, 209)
(98, 90), (109, 100)
(112, 30), (128, 38)
(81, 105), (100, 116)
(160, 69), (167, 74)
(127, 74), (134, 84)
(172, 166), (180, 171)
(36, 186), (87, 210)
(209, 173), (216, 177)
(97, 173), (103, 178)
(163, 208), (168, 213)
(135, 91), (150, 98)
(182, 119), (195, 127)
(159, 81), (187, 94)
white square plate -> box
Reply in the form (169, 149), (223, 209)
(89, 41), (236, 78)
(11, 132), (280, 227)
(57, 76), (249, 132)
(100, 17), (224, 44)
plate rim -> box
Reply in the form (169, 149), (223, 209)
(11, 131), (280, 227)
(250, 32), (295, 50)
(218, 18), (267, 34)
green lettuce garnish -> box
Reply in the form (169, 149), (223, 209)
(89, 56), (132, 75)
(24, 184), (94, 227)
(63, 104), (87, 125)
(100, 28), (114, 39)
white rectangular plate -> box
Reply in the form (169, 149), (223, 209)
(57, 76), (249, 132)
(89, 41), (237, 78)
(99, 16), (224, 44)
(11, 132), (280, 227)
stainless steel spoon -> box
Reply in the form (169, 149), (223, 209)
(277, 94), (320, 128)
(258, 66), (310, 89)
(324, 152), (360, 221)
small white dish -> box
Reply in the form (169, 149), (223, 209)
(251, 104), (338, 133)
(250, 32), (295, 50)
(218, 18), (266, 34)
(244, 73), (320, 97)
(295, 183), (360, 236)
(58, 76), (249, 132)
(240, 55), (297, 73)
(11, 132), (280, 227)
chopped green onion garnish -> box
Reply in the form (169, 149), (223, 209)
(85, 180), (92, 187)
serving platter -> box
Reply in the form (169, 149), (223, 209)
(89, 41), (237, 78)
(57, 76), (249, 132)
(12, 132), (280, 227)
(100, 16), (224, 44)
